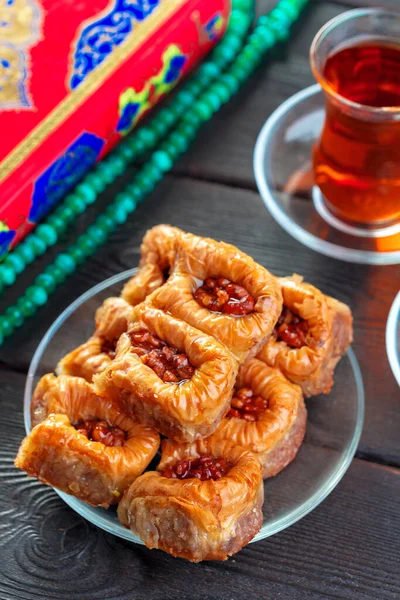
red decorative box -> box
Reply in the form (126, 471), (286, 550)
(0, 0), (230, 258)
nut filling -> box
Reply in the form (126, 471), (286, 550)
(128, 331), (195, 383)
(101, 339), (118, 359)
(227, 387), (269, 421)
(275, 306), (309, 348)
(74, 419), (126, 447)
(194, 277), (255, 316)
(162, 456), (231, 481)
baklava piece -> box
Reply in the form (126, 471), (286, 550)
(118, 438), (263, 562)
(149, 232), (282, 362)
(94, 304), (238, 442)
(16, 374), (160, 507)
(257, 275), (352, 396)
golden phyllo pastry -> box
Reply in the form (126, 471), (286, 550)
(16, 374), (160, 508)
(118, 438), (263, 562)
(56, 296), (135, 381)
(149, 231), (282, 362)
(121, 224), (182, 305)
(257, 275), (352, 396)
(94, 304), (238, 442)
(176, 359), (306, 478)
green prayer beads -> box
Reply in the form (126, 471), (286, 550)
(26, 286), (48, 307)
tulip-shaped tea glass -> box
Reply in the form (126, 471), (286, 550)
(254, 9), (400, 264)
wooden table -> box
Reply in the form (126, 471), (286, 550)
(1, 1), (399, 598)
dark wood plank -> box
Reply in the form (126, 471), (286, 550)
(0, 176), (398, 465)
(1, 373), (399, 600)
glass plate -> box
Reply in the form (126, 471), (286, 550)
(24, 268), (365, 543)
(386, 290), (400, 387)
(253, 84), (400, 265)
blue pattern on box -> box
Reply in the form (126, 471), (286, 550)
(29, 132), (104, 223)
(164, 55), (186, 84)
(69, 0), (161, 90)
(204, 13), (224, 41)
(0, 225), (16, 261)
(115, 44), (186, 135)
(116, 101), (141, 132)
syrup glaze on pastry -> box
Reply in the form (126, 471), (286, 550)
(18, 374), (160, 507)
(56, 297), (135, 381)
(56, 335), (113, 382)
(74, 418), (125, 446)
(94, 296), (136, 340)
(121, 225), (182, 305)
(150, 232), (282, 362)
(94, 305), (238, 442)
(257, 275), (352, 397)
(184, 359), (306, 479)
(275, 306), (309, 348)
(118, 438), (263, 562)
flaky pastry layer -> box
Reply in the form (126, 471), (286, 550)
(257, 275), (352, 396)
(94, 304), (238, 442)
(56, 297), (135, 381)
(121, 225), (183, 305)
(167, 359), (306, 478)
(119, 439), (263, 561)
(149, 231), (282, 362)
(16, 374), (159, 507)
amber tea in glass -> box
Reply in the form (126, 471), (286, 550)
(311, 9), (400, 228)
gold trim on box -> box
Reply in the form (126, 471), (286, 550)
(0, 0), (187, 182)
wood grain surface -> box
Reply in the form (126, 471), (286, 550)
(1, 1), (399, 598)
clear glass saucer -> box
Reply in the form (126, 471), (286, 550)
(386, 291), (400, 387)
(24, 268), (365, 544)
(254, 84), (400, 265)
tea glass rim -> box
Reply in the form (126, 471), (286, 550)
(310, 7), (400, 118)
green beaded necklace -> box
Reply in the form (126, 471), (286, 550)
(0, 0), (308, 345)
